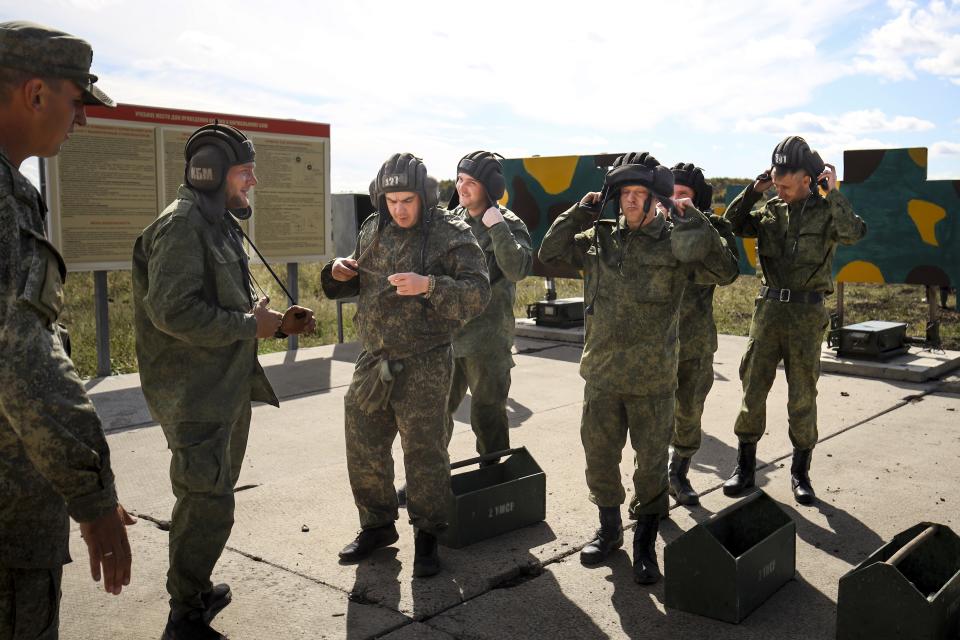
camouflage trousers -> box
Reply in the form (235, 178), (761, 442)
(444, 354), (513, 456)
(672, 354), (715, 458)
(0, 566), (62, 640)
(345, 346), (454, 535)
(160, 403), (251, 619)
(734, 298), (829, 450)
(581, 384), (673, 518)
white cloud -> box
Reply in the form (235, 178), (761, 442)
(931, 141), (960, 155)
(854, 1), (960, 82)
(16, 0), (877, 189)
(736, 109), (935, 135)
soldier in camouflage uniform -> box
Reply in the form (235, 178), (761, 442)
(539, 153), (739, 585)
(668, 163), (740, 506)
(0, 21), (135, 640)
(447, 151), (533, 457)
(134, 123), (315, 640)
(723, 136), (866, 505)
(322, 153), (489, 578)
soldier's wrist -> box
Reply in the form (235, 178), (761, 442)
(422, 275), (437, 299)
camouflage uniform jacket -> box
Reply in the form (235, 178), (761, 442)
(678, 214), (740, 361)
(450, 206), (533, 358)
(539, 204), (739, 396)
(725, 188), (866, 294)
(321, 209), (491, 361)
(0, 151), (117, 568)
(133, 186), (278, 425)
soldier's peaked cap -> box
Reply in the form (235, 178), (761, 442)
(0, 20), (115, 107)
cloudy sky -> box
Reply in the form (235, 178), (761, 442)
(10, 0), (960, 191)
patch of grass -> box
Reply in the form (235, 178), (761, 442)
(62, 265), (958, 379)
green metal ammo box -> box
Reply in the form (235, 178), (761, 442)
(438, 447), (546, 549)
(836, 522), (960, 639)
(664, 490), (796, 623)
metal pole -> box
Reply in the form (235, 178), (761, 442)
(927, 284), (939, 326)
(93, 271), (110, 377)
(836, 281), (845, 327)
(545, 277), (557, 301)
(287, 263), (299, 351)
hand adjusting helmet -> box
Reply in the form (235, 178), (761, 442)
(184, 123), (256, 220)
(369, 153), (439, 226)
(771, 136), (825, 194)
(603, 152), (675, 215)
(449, 150), (504, 209)
(671, 163), (713, 212)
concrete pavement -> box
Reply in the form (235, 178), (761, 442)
(58, 334), (960, 639)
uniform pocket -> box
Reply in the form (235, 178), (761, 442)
(162, 422), (229, 494)
(794, 231), (827, 265)
(209, 240), (251, 311)
(18, 226), (67, 327)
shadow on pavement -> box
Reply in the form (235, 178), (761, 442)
(346, 548), (403, 640)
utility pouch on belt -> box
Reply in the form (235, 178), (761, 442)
(354, 353), (405, 414)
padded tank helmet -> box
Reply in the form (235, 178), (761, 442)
(184, 123), (256, 220)
(603, 152), (674, 214)
(771, 135), (825, 184)
(457, 150), (505, 201)
(370, 153), (439, 222)
(671, 163), (714, 212)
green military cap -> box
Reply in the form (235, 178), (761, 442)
(0, 20), (115, 107)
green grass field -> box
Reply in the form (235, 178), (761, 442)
(61, 266), (959, 379)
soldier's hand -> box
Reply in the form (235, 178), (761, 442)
(674, 197), (695, 217)
(580, 191), (602, 207)
(481, 206), (504, 228)
(754, 167), (774, 193)
(332, 258), (359, 282)
(253, 298), (283, 338)
(818, 163), (837, 192)
(79, 504), (136, 595)
(387, 272), (430, 296)
(281, 305), (316, 335)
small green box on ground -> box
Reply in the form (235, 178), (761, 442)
(438, 447), (546, 549)
(664, 490), (796, 624)
(837, 522), (960, 639)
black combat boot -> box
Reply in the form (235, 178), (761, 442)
(632, 514), (662, 585)
(580, 506), (623, 565)
(668, 449), (699, 506)
(412, 529), (441, 578)
(722, 442), (757, 496)
(791, 448), (816, 505)
(161, 612), (227, 640)
(200, 583), (231, 624)
(338, 524), (400, 562)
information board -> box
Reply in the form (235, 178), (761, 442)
(43, 104), (331, 271)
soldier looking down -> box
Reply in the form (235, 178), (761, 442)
(133, 123), (315, 640)
(0, 20), (135, 640)
(322, 153), (490, 578)
(722, 136), (866, 505)
(539, 152), (739, 585)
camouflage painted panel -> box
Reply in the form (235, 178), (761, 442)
(500, 154), (622, 278)
(723, 147), (959, 300)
